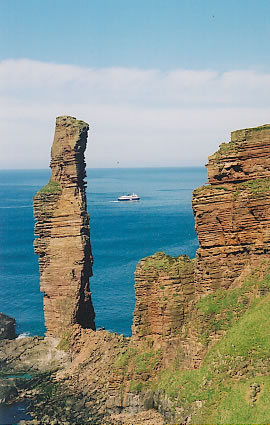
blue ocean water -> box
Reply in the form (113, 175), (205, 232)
(0, 167), (206, 337)
(0, 401), (32, 424)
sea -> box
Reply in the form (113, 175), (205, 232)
(0, 167), (207, 338)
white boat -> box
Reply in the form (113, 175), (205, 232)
(118, 193), (140, 201)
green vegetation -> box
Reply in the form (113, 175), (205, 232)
(193, 184), (231, 196)
(141, 252), (194, 276)
(194, 177), (270, 200)
(75, 119), (88, 130)
(36, 180), (61, 196)
(129, 380), (144, 392)
(113, 346), (138, 371)
(211, 124), (270, 160)
(141, 252), (177, 272)
(31, 372), (61, 400)
(204, 375), (270, 424)
(118, 265), (270, 423)
(214, 185), (231, 191)
(234, 177), (270, 198)
(135, 349), (162, 374)
(154, 293), (270, 422)
(218, 140), (238, 154)
(152, 267), (270, 423)
(196, 269), (270, 343)
(113, 344), (162, 384)
(57, 329), (73, 352)
(247, 124), (270, 132)
(211, 139), (241, 159)
(41, 381), (60, 398)
(197, 294), (270, 424)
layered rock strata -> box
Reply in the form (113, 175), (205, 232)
(133, 124), (270, 337)
(34, 115), (95, 336)
(207, 125), (270, 184)
(133, 252), (195, 340)
(193, 124), (270, 293)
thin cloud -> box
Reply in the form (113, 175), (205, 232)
(1, 59), (270, 168)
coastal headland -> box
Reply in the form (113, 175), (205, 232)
(2, 118), (270, 424)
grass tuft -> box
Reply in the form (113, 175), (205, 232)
(36, 180), (61, 195)
(57, 330), (73, 352)
(234, 178), (270, 198)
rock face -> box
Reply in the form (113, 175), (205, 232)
(0, 336), (68, 373)
(0, 313), (16, 340)
(207, 125), (270, 184)
(193, 124), (270, 293)
(34, 116), (95, 337)
(133, 124), (270, 338)
(132, 253), (195, 340)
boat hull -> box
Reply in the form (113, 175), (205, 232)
(118, 194), (140, 201)
(118, 197), (140, 201)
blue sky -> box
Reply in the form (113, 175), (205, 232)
(2, 0), (270, 70)
(1, 0), (270, 168)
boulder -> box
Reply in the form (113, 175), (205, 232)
(0, 312), (16, 340)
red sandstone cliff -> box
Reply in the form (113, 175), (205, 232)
(193, 124), (270, 294)
(34, 115), (95, 337)
(133, 124), (270, 343)
(132, 253), (195, 340)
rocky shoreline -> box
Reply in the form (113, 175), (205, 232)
(0, 329), (164, 425)
(3, 120), (270, 424)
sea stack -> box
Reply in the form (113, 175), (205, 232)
(34, 116), (95, 336)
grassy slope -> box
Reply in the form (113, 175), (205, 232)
(155, 270), (270, 424)
(199, 295), (270, 424)
(113, 264), (270, 423)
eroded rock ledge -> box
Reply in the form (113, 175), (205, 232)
(33, 115), (95, 337)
